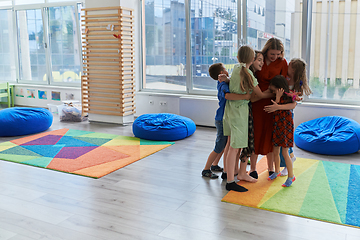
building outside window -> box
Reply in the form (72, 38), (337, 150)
(305, 0), (360, 103)
(142, 0), (296, 93)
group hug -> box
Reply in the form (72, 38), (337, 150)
(202, 38), (312, 192)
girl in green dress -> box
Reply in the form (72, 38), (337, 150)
(219, 45), (273, 192)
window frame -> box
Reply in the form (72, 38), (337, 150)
(140, 0), (246, 96)
(8, 1), (82, 87)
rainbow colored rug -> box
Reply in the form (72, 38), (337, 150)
(222, 157), (360, 228)
(0, 128), (174, 178)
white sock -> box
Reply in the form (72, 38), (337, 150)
(280, 167), (288, 176)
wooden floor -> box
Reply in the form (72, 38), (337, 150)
(0, 116), (360, 240)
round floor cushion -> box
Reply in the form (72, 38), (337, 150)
(132, 113), (196, 141)
(294, 116), (360, 155)
(0, 107), (53, 137)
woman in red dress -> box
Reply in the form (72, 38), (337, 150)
(250, 38), (288, 176)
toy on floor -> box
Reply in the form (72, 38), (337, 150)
(59, 103), (87, 122)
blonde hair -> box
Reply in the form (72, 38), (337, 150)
(249, 50), (263, 74)
(290, 58), (312, 96)
(238, 45), (255, 93)
(262, 38), (284, 59)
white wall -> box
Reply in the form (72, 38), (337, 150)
(13, 85), (81, 108)
(136, 92), (360, 127)
(294, 102), (360, 128)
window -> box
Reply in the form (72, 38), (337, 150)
(143, 0), (239, 93)
(247, 1), (295, 60)
(142, 0), (298, 94)
(191, 0), (238, 91)
(0, 9), (16, 82)
(16, 5), (81, 85)
(306, 0), (359, 103)
(48, 6), (81, 83)
(143, 0), (187, 92)
(0, 1), (82, 86)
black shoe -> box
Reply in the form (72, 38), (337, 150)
(221, 172), (227, 180)
(210, 165), (223, 172)
(202, 170), (218, 179)
(225, 182), (248, 192)
(269, 171), (275, 176)
(249, 171), (258, 179)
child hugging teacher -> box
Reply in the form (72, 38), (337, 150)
(250, 38), (288, 176)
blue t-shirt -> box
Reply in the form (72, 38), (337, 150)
(215, 81), (230, 121)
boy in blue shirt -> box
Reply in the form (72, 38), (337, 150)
(202, 63), (251, 178)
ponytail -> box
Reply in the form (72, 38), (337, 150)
(239, 65), (254, 93)
(237, 45), (255, 93)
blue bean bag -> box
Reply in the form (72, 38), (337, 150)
(132, 113), (196, 141)
(0, 107), (53, 137)
(294, 116), (360, 155)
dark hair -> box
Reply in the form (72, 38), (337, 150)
(208, 63), (224, 80)
(269, 75), (292, 103)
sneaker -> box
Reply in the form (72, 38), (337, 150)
(268, 172), (280, 181)
(221, 172), (227, 180)
(282, 176), (296, 187)
(210, 165), (223, 172)
(202, 170), (218, 179)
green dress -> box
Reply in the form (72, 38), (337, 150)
(223, 64), (258, 149)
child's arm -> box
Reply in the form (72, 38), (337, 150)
(251, 86), (274, 102)
(225, 92), (251, 101)
(250, 89), (273, 102)
(264, 100), (297, 113)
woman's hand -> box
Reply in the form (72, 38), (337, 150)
(264, 100), (280, 113)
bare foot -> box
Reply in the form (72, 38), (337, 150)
(237, 174), (258, 183)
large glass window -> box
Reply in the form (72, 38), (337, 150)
(0, 9), (16, 82)
(191, 0), (238, 91)
(16, 5), (81, 84)
(247, 0), (295, 60)
(48, 5), (81, 83)
(143, 0), (187, 91)
(306, 0), (360, 104)
(17, 9), (46, 83)
(142, 0), (300, 94)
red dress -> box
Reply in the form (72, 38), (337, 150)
(272, 97), (294, 147)
(252, 58), (288, 155)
